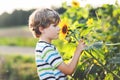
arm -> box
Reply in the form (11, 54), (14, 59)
(57, 40), (86, 75)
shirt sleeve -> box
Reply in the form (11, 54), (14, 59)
(41, 46), (63, 68)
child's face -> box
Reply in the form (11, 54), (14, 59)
(43, 24), (60, 40)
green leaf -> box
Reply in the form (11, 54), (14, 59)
(80, 28), (91, 36)
(92, 41), (103, 49)
(85, 41), (103, 50)
(104, 73), (114, 80)
(109, 57), (120, 64)
(80, 8), (89, 19)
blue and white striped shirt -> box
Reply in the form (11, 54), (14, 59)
(35, 41), (67, 80)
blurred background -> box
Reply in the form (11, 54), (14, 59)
(0, 0), (120, 80)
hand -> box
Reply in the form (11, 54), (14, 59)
(76, 39), (86, 53)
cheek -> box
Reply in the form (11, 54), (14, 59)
(46, 29), (54, 36)
(45, 27), (56, 36)
(50, 31), (55, 35)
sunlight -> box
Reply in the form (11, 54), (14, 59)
(0, 0), (119, 15)
(0, 0), (65, 14)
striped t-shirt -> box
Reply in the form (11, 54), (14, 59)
(35, 41), (67, 80)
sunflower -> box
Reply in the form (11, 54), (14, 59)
(86, 18), (93, 26)
(59, 18), (69, 41)
(72, 0), (80, 8)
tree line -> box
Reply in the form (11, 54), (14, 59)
(0, 8), (66, 27)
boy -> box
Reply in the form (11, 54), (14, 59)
(28, 8), (86, 80)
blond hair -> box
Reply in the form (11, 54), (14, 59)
(28, 8), (60, 38)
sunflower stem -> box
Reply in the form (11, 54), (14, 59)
(74, 34), (79, 42)
(105, 43), (120, 46)
(70, 30), (79, 42)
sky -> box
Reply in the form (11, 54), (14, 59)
(0, 0), (120, 15)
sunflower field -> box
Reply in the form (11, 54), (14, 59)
(0, 0), (120, 80)
(56, 0), (120, 80)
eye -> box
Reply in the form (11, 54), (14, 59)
(51, 24), (57, 27)
(53, 24), (57, 27)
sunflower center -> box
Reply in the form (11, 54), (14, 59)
(73, 2), (78, 6)
(62, 25), (68, 34)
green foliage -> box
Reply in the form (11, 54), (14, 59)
(0, 37), (38, 47)
(0, 54), (39, 80)
(58, 1), (120, 80)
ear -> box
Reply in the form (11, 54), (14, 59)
(39, 27), (44, 33)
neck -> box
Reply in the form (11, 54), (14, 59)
(39, 37), (51, 43)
